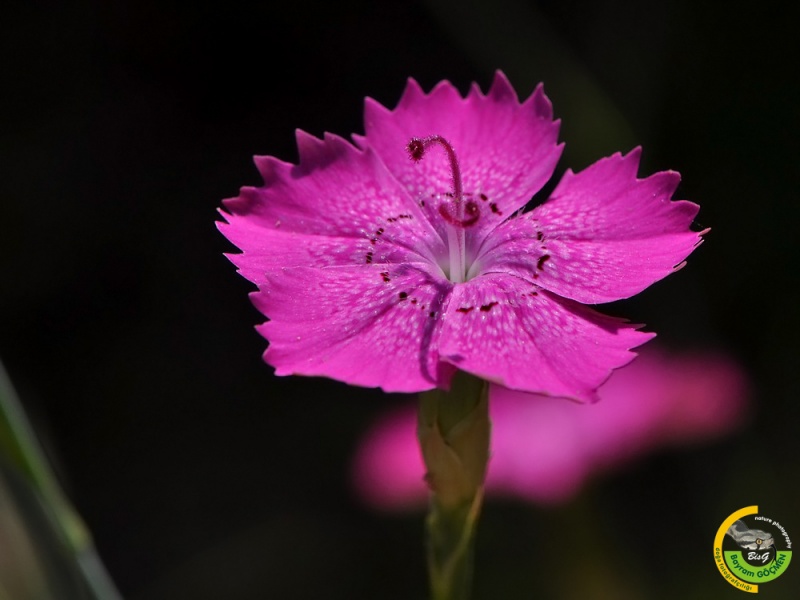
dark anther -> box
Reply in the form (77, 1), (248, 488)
(536, 254), (551, 270)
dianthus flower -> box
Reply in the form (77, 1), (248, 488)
(219, 72), (703, 401)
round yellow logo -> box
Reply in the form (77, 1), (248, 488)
(714, 505), (792, 592)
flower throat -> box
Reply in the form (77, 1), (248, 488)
(407, 135), (479, 283)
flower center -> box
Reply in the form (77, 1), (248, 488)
(407, 135), (479, 283)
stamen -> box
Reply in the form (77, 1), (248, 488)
(407, 135), (477, 283)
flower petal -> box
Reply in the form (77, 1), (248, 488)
(359, 71), (562, 245)
(486, 350), (749, 501)
(486, 385), (590, 503)
(437, 273), (653, 401)
(219, 130), (445, 280)
(476, 149), (702, 303)
(218, 226), (423, 285)
(253, 263), (454, 392)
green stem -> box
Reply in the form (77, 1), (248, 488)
(418, 372), (490, 600)
(426, 488), (484, 600)
(0, 360), (122, 599)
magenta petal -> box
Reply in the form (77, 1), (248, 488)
(531, 148), (702, 303)
(218, 225), (423, 285)
(361, 72), (562, 242)
(537, 149), (699, 238)
(486, 386), (589, 503)
(351, 404), (428, 510)
(219, 223), (361, 283)
(437, 273), (652, 401)
(487, 350), (749, 502)
(488, 148), (702, 303)
(253, 263), (453, 392)
(219, 130), (445, 277)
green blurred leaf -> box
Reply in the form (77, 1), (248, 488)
(0, 360), (122, 600)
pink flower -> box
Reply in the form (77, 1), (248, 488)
(218, 72), (703, 401)
(351, 349), (750, 508)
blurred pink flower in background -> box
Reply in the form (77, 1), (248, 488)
(352, 348), (750, 508)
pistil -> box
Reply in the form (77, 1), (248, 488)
(408, 135), (476, 284)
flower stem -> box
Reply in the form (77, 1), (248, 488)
(418, 372), (490, 600)
(426, 487), (484, 600)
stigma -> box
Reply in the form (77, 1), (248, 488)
(407, 135), (480, 283)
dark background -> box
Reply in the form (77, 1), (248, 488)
(1, 1), (798, 598)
